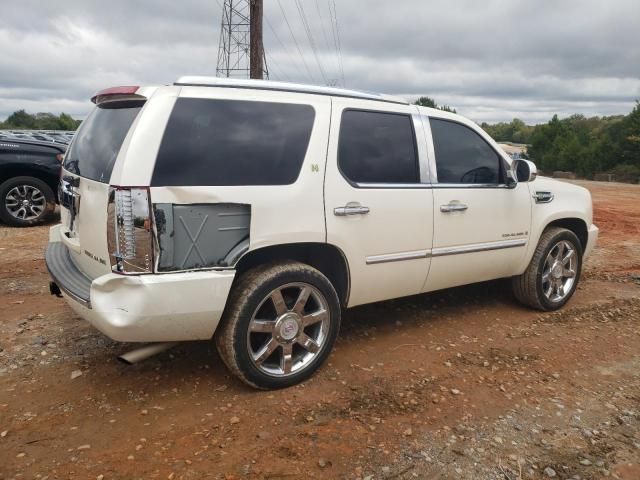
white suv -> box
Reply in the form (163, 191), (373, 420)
(46, 77), (598, 389)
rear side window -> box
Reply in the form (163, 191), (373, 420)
(430, 118), (503, 184)
(151, 98), (315, 186)
(64, 101), (143, 182)
(338, 110), (419, 184)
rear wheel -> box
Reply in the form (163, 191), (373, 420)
(216, 261), (341, 389)
(512, 227), (583, 311)
(0, 176), (56, 227)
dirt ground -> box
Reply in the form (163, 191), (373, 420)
(1, 180), (639, 480)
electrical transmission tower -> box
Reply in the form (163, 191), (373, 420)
(216, 0), (268, 79)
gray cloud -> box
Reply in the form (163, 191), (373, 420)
(1, 0), (638, 123)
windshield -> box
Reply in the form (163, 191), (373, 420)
(64, 101), (143, 182)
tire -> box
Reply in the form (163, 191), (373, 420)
(215, 261), (341, 390)
(512, 227), (583, 311)
(0, 176), (56, 227)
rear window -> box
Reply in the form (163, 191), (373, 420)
(338, 110), (419, 184)
(64, 101), (143, 182)
(151, 98), (315, 186)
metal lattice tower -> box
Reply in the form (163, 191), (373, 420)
(216, 0), (268, 79)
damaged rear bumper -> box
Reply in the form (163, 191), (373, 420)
(45, 229), (236, 343)
(46, 241), (92, 308)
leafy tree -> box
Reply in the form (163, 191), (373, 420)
(57, 113), (81, 130)
(0, 110), (81, 130)
(481, 118), (533, 144)
(414, 96), (457, 113)
(415, 96), (437, 108)
(5, 110), (38, 129)
(480, 102), (639, 181)
(619, 101), (640, 167)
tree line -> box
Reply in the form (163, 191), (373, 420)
(0, 110), (81, 131)
(415, 98), (640, 183)
(481, 103), (640, 182)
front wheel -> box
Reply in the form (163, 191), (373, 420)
(512, 227), (583, 311)
(215, 261), (341, 389)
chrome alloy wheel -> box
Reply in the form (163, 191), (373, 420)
(5, 185), (46, 221)
(542, 240), (577, 302)
(247, 282), (330, 377)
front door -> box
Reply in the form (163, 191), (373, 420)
(422, 116), (532, 292)
(324, 99), (434, 307)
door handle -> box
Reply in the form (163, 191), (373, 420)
(334, 205), (370, 216)
(440, 203), (468, 213)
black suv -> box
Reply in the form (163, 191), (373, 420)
(0, 138), (65, 227)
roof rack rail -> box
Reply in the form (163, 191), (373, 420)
(174, 76), (409, 105)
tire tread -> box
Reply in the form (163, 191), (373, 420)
(512, 227), (581, 311)
(215, 261), (339, 389)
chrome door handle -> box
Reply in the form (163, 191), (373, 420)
(334, 205), (370, 216)
(440, 203), (468, 213)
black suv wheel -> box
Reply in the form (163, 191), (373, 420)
(0, 176), (56, 227)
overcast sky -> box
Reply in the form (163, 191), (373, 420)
(1, 0), (639, 124)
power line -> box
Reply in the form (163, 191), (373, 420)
(293, 0), (328, 84)
(214, 0), (343, 86)
(264, 14), (312, 83)
(328, 0), (345, 86)
(314, 0), (338, 82)
(276, 0), (317, 83)
(265, 52), (289, 82)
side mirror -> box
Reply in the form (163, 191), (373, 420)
(512, 159), (537, 183)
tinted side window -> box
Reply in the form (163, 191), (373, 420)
(338, 110), (419, 184)
(430, 118), (502, 184)
(151, 98), (315, 186)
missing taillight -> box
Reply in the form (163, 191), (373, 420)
(107, 187), (155, 274)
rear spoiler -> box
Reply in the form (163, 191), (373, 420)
(91, 86), (144, 105)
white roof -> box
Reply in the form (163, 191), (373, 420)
(174, 76), (409, 105)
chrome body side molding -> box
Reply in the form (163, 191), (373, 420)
(365, 239), (527, 265)
(366, 250), (430, 265)
(431, 238), (527, 257)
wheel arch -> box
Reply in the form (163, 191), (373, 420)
(235, 242), (351, 307)
(543, 217), (588, 253)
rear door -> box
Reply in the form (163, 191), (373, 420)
(324, 99), (434, 307)
(60, 100), (145, 278)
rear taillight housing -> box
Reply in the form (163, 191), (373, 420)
(107, 187), (155, 274)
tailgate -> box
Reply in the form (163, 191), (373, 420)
(59, 174), (112, 279)
(59, 99), (144, 278)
